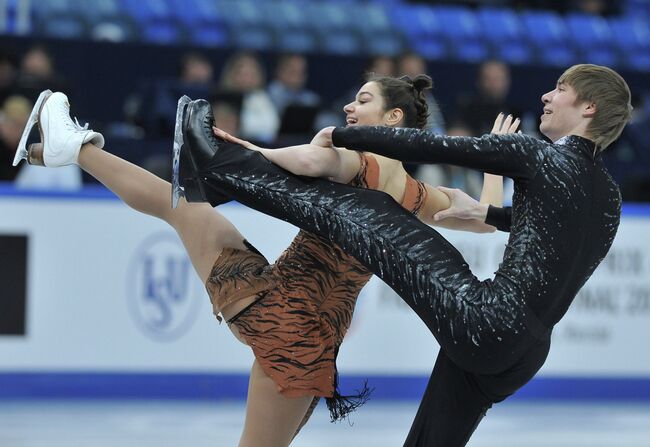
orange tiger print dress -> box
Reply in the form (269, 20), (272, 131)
(205, 152), (427, 414)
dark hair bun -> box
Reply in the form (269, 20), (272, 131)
(412, 74), (433, 92)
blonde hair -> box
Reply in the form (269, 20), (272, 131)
(558, 64), (632, 152)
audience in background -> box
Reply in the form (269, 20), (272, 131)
(13, 45), (68, 104)
(451, 59), (520, 136)
(0, 50), (17, 104)
(0, 95), (29, 181)
(366, 54), (396, 78)
(218, 51), (279, 144)
(0, 37), (646, 202)
(179, 52), (214, 85)
(268, 53), (320, 115)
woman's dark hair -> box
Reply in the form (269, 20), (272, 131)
(365, 73), (432, 129)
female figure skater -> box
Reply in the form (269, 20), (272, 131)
(14, 74), (510, 446)
(172, 64), (631, 446)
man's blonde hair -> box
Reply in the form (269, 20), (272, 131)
(558, 64), (632, 152)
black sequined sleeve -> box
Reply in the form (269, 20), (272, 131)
(485, 206), (512, 232)
(332, 126), (544, 180)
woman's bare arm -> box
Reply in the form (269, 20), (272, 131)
(213, 127), (360, 183)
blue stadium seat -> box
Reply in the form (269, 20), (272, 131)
(350, 2), (394, 36)
(520, 11), (569, 47)
(34, 0), (89, 39)
(565, 13), (614, 51)
(565, 13), (619, 67)
(318, 32), (362, 56)
(78, 0), (138, 42)
(302, 1), (352, 33)
(430, 5), (489, 62)
(296, 1), (362, 55)
(390, 5), (448, 60)
(391, 5), (443, 41)
(348, 2), (405, 56)
(624, 0), (650, 17)
(217, 0), (267, 28)
(477, 8), (532, 64)
(166, 0), (228, 47)
(36, 15), (87, 40)
(364, 33), (405, 56)
(275, 30), (319, 53)
(117, 0), (183, 45)
(431, 5), (482, 43)
(520, 11), (576, 66)
(262, 0), (318, 53)
(216, 0), (275, 50)
(610, 17), (650, 70)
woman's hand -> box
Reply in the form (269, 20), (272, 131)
(310, 126), (335, 148)
(491, 113), (520, 135)
(212, 127), (263, 152)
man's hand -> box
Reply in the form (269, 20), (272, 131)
(212, 127), (262, 152)
(433, 187), (489, 222)
(310, 126), (335, 148)
(491, 113), (520, 135)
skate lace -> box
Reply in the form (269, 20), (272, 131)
(203, 114), (220, 146)
(61, 101), (89, 132)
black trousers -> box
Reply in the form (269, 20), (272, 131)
(405, 337), (550, 446)
(199, 145), (551, 445)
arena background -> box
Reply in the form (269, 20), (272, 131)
(1, 0), (649, 446)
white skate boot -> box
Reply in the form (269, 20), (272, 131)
(13, 90), (105, 167)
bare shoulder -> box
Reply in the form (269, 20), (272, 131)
(371, 153), (401, 171)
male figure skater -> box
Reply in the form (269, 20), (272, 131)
(176, 64), (632, 446)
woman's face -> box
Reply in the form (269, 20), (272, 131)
(344, 82), (393, 127)
(230, 56), (262, 91)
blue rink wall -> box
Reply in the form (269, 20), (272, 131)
(1, 184), (650, 401)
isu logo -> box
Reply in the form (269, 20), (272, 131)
(127, 233), (202, 341)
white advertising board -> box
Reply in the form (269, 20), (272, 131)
(1, 191), (649, 379)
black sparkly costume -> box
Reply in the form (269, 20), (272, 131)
(181, 104), (621, 446)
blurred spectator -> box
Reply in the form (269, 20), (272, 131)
(219, 52), (279, 143)
(211, 100), (241, 137)
(124, 51), (215, 138)
(179, 51), (214, 85)
(0, 95), (30, 181)
(396, 51), (445, 134)
(12, 45), (69, 104)
(452, 59), (520, 136)
(366, 54), (396, 77)
(570, 0), (620, 15)
(0, 49), (17, 104)
(268, 53), (320, 114)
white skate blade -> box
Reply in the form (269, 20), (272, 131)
(172, 95), (192, 209)
(13, 89), (53, 166)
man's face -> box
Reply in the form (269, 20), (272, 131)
(539, 82), (589, 142)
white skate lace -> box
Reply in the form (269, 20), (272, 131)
(60, 100), (89, 132)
